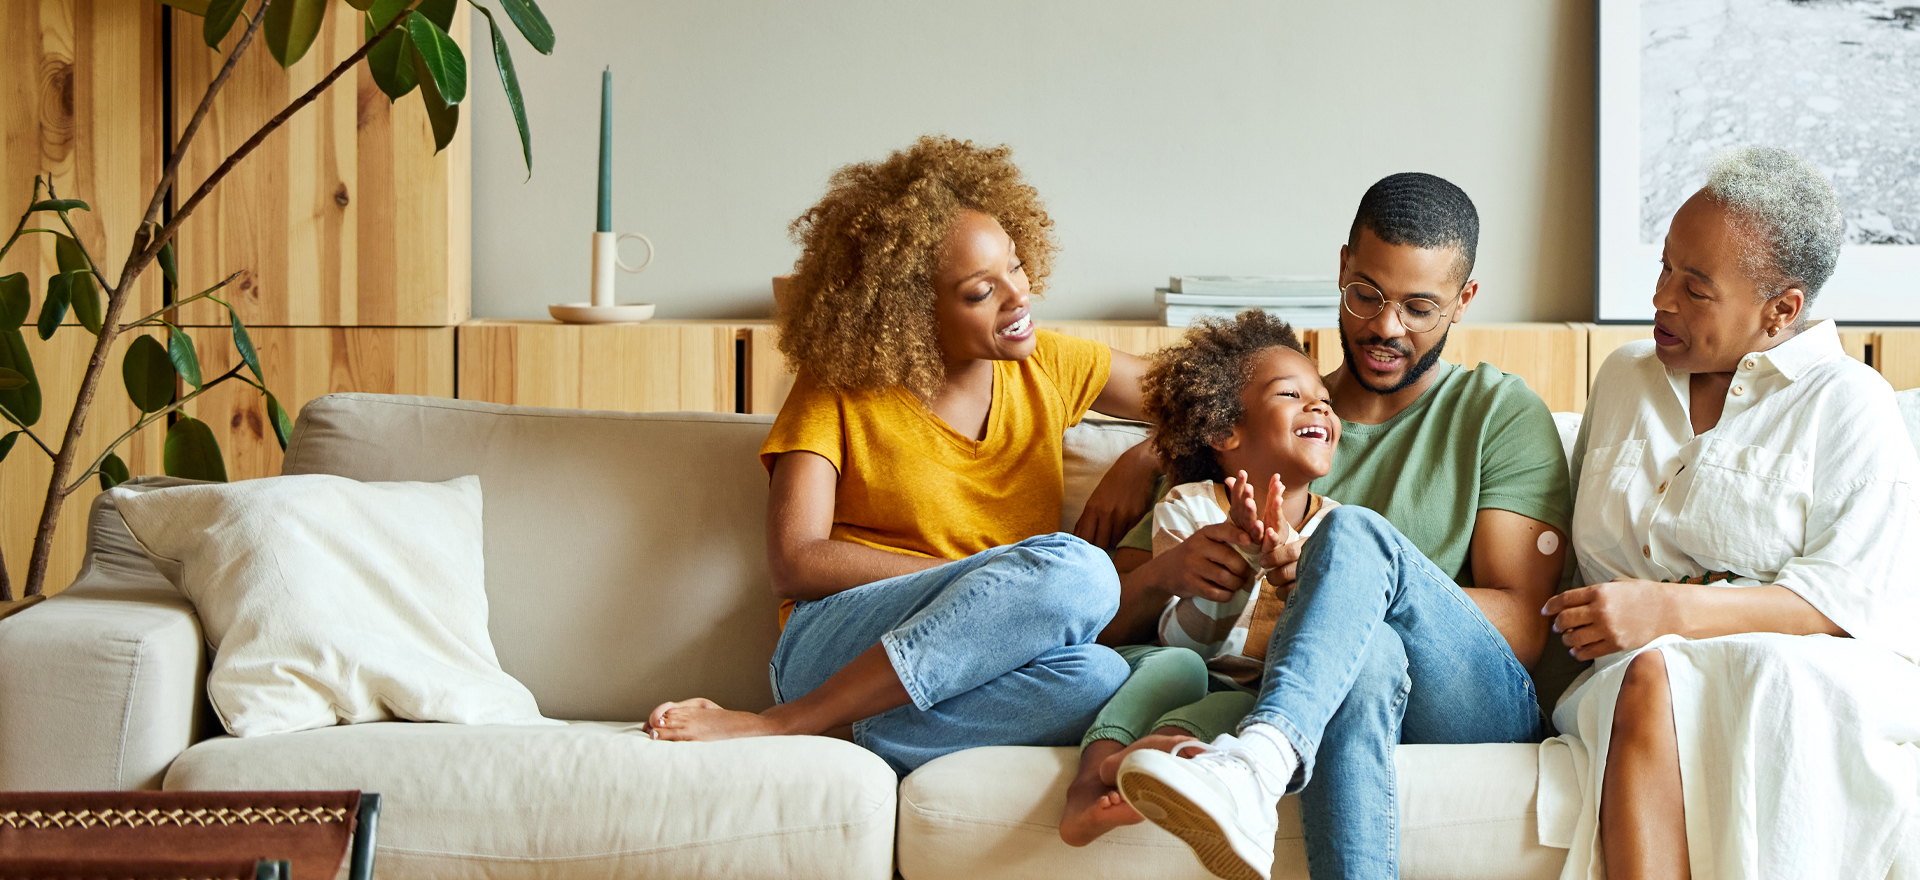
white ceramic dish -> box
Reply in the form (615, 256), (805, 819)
(548, 303), (656, 324)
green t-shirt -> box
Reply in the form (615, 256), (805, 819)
(1120, 361), (1571, 587)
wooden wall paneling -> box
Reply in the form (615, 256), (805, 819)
(740, 323), (792, 416)
(1306, 324), (1588, 412)
(1837, 327), (1874, 364)
(457, 320), (736, 413)
(1045, 321), (1195, 359)
(1, 328), (166, 595)
(0, 0), (164, 323)
(1873, 329), (1920, 391)
(170, 3), (470, 326)
(1444, 324), (1589, 413)
(1585, 325), (1652, 388)
(178, 326), (455, 481)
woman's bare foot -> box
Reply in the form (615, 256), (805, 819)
(645, 698), (791, 741)
(1097, 732), (1197, 786)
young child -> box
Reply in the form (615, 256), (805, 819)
(1059, 310), (1341, 846)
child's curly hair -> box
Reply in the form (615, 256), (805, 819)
(1145, 311), (1306, 486)
(780, 135), (1057, 400)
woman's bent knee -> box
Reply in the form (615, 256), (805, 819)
(1006, 533), (1121, 633)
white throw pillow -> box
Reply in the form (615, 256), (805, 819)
(1060, 418), (1153, 532)
(113, 474), (559, 737)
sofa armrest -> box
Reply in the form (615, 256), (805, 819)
(0, 480), (210, 790)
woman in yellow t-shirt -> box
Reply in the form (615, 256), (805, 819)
(644, 136), (1151, 775)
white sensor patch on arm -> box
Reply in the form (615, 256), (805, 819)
(1537, 531), (1560, 555)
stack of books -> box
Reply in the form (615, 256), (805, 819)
(1158, 276), (1341, 328)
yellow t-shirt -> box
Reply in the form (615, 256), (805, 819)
(759, 330), (1113, 623)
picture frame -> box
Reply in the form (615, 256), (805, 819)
(1595, 0), (1920, 323)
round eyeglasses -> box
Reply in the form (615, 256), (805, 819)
(1340, 282), (1460, 333)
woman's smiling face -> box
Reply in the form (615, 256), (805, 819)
(933, 210), (1036, 364)
(1652, 190), (1804, 373)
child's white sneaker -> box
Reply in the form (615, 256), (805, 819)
(1115, 734), (1286, 880)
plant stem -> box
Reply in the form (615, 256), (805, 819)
(44, 180), (114, 297)
(64, 363), (246, 494)
(131, 1), (271, 254)
(136, 2), (419, 279)
(0, 404), (56, 458)
(123, 272), (242, 328)
(0, 178), (45, 267)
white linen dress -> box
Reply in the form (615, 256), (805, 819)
(1538, 320), (1920, 879)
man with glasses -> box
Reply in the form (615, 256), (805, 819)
(1099, 173), (1571, 880)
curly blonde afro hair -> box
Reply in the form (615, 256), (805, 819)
(1145, 311), (1305, 486)
(780, 135), (1057, 400)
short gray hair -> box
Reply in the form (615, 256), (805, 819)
(1704, 146), (1844, 304)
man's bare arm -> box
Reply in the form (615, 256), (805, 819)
(1464, 508), (1565, 669)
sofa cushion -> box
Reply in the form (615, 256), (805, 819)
(896, 743), (1565, 880)
(280, 395), (783, 722)
(164, 721), (896, 880)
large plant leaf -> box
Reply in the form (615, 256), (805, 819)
(158, 240), (179, 299)
(474, 4), (531, 176)
(53, 234), (100, 333)
(418, 0), (458, 29)
(30, 199), (89, 213)
(495, 0), (553, 55)
(0, 431), (18, 466)
(67, 269), (102, 335)
(365, 26), (418, 99)
(169, 325), (203, 389)
(0, 274), (28, 331)
(366, 0), (408, 29)
(203, 0), (247, 47)
(157, 0), (213, 15)
(264, 0), (328, 67)
(0, 330), (40, 426)
(123, 334), (178, 413)
(164, 416), (227, 482)
(265, 391), (294, 450)
(407, 12), (466, 105)
(413, 49), (461, 152)
(343, 0), (378, 9)
(0, 367), (24, 391)
(230, 310), (263, 381)
(37, 272), (70, 341)
(98, 452), (129, 490)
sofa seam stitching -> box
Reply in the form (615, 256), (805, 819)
(112, 633), (143, 788)
(368, 806), (896, 862)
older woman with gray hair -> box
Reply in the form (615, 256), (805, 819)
(1541, 145), (1920, 879)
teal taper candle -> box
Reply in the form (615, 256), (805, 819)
(597, 67), (612, 233)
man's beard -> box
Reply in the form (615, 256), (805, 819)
(1339, 321), (1450, 395)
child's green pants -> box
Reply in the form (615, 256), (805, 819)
(1080, 645), (1254, 748)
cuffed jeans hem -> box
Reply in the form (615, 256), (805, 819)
(880, 630), (937, 712)
(1237, 711), (1316, 794)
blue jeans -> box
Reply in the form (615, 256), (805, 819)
(771, 533), (1129, 775)
(1240, 506), (1543, 880)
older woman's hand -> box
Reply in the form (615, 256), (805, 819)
(1543, 579), (1691, 661)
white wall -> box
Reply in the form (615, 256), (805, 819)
(469, 1), (1596, 323)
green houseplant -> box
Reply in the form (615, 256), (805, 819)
(0, 0), (553, 603)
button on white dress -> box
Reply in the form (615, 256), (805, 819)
(1538, 320), (1920, 879)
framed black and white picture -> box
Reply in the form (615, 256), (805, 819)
(1597, 0), (1920, 323)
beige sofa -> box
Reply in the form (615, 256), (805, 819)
(0, 393), (1573, 879)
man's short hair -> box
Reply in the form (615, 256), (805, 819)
(1347, 172), (1480, 285)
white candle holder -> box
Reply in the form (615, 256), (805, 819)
(550, 231), (656, 324)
